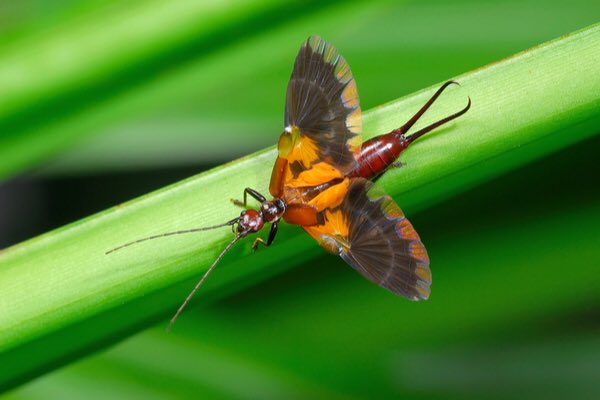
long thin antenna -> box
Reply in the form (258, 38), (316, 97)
(105, 218), (239, 255)
(166, 234), (242, 332)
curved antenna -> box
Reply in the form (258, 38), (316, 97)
(105, 218), (239, 255)
(166, 234), (242, 332)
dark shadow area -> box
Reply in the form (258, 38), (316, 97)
(0, 164), (211, 248)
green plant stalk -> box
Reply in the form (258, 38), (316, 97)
(10, 198), (598, 398)
(5, 0), (599, 179)
(0, 0), (311, 125)
(1, 24), (599, 389)
(0, 0), (333, 179)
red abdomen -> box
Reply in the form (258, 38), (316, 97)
(350, 132), (409, 179)
(349, 81), (471, 180)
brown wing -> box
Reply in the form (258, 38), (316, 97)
(304, 178), (431, 300)
(279, 36), (362, 178)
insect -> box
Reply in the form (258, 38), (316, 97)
(107, 36), (470, 330)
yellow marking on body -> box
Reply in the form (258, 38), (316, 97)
(345, 108), (362, 135)
(409, 242), (429, 262)
(277, 131), (293, 158)
(381, 200), (404, 219)
(308, 178), (350, 212)
(396, 219), (418, 240)
(323, 209), (350, 237)
(415, 263), (432, 282)
(286, 162), (344, 188)
(341, 80), (359, 108)
(324, 45), (335, 62)
(347, 133), (362, 155)
(285, 129), (320, 169)
(304, 209), (351, 254)
(336, 63), (351, 82)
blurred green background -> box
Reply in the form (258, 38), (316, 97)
(1, 0), (599, 399)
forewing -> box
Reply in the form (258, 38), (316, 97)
(282, 36), (362, 176)
(304, 178), (431, 300)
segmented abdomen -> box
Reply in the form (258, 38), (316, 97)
(350, 133), (408, 179)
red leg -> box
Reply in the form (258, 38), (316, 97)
(283, 204), (320, 226)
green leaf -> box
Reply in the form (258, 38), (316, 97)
(1, 22), (599, 391)
(6, 140), (599, 398)
(3, 0), (600, 178)
(0, 0), (328, 179)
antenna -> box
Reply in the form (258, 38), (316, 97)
(166, 234), (242, 332)
(105, 218), (239, 255)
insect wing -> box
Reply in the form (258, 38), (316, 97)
(281, 36), (362, 177)
(304, 178), (431, 300)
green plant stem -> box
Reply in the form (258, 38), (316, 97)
(4, 0), (599, 179)
(1, 24), (599, 390)
(0, 0), (331, 179)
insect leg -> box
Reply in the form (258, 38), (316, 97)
(244, 188), (267, 203)
(231, 187), (267, 208)
(252, 222), (278, 251)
